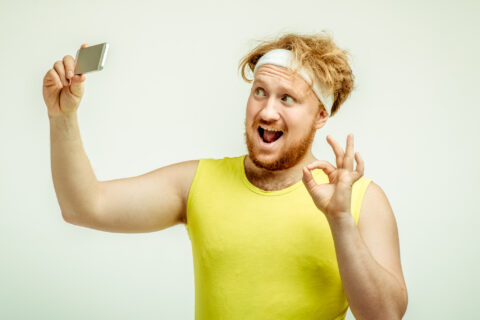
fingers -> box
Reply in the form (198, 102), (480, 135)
(43, 68), (63, 89)
(306, 160), (336, 176)
(354, 152), (364, 178)
(327, 134), (357, 170)
(303, 160), (338, 191)
(50, 43), (88, 87)
(43, 43), (89, 104)
(71, 73), (86, 83)
(53, 60), (68, 87)
(344, 134), (354, 171)
(326, 135), (344, 168)
(325, 133), (364, 177)
(63, 55), (76, 84)
(64, 43), (88, 82)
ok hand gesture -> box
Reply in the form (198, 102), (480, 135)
(302, 134), (364, 222)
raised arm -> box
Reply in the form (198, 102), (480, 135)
(86, 159), (198, 233)
(43, 44), (198, 233)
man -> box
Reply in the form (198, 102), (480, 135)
(43, 32), (408, 319)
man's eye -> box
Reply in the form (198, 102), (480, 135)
(255, 88), (265, 95)
(282, 95), (294, 103)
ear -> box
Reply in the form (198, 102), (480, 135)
(313, 105), (329, 129)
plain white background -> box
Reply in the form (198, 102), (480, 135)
(0, 0), (478, 318)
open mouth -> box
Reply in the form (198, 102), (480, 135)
(258, 126), (284, 144)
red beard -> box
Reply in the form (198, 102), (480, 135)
(244, 120), (316, 171)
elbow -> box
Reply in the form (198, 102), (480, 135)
(398, 285), (409, 319)
(381, 292), (409, 320)
(61, 209), (77, 225)
(59, 197), (102, 227)
(352, 289), (408, 320)
(60, 208), (89, 226)
(353, 309), (403, 320)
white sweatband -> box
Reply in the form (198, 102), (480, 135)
(253, 48), (334, 116)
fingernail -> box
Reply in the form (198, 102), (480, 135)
(68, 71), (73, 78)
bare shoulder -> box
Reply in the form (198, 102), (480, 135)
(163, 159), (199, 223)
(179, 159), (200, 220)
(358, 181), (396, 238)
(358, 181), (407, 292)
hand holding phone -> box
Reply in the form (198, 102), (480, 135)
(74, 42), (109, 75)
(43, 43), (107, 119)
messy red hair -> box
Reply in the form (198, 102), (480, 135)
(238, 31), (354, 117)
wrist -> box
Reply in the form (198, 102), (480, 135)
(48, 111), (78, 124)
(327, 212), (355, 229)
(48, 112), (80, 141)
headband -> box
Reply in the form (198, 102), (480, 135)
(253, 48), (334, 116)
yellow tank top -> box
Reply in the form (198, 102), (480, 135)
(185, 154), (372, 320)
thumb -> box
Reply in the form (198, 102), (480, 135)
(69, 74), (86, 97)
(69, 43), (88, 97)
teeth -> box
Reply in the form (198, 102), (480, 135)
(259, 125), (282, 132)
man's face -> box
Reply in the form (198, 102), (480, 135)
(244, 64), (326, 171)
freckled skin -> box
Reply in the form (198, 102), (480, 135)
(241, 64), (330, 191)
(244, 64), (325, 172)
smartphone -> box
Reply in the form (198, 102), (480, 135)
(74, 42), (109, 75)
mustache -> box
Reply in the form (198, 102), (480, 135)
(245, 120), (286, 132)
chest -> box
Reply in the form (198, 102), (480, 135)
(188, 188), (339, 270)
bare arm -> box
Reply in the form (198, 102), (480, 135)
(90, 159), (198, 233)
(49, 112), (198, 233)
(49, 112), (101, 222)
(329, 182), (408, 320)
(45, 45), (198, 233)
(302, 135), (407, 319)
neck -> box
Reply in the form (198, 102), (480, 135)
(244, 151), (317, 191)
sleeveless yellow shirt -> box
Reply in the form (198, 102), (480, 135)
(185, 154), (372, 320)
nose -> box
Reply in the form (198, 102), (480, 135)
(258, 96), (281, 122)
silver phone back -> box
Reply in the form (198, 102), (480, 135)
(74, 42), (109, 75)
